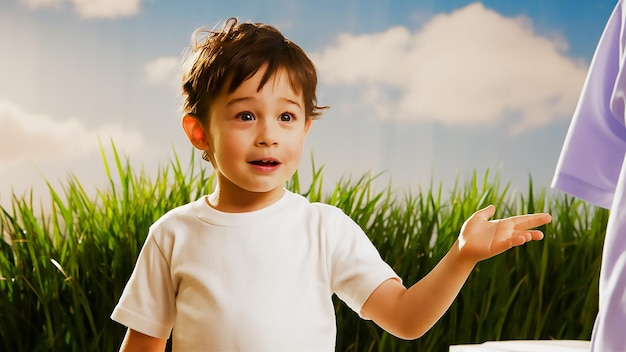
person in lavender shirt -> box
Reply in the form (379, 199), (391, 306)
(553, 1), (626, 350)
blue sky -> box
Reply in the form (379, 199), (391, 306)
(0, 0), (618, 208)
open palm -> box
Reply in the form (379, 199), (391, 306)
(457, 205), (551, 264)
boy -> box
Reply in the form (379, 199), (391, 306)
(111, 18), (551, 351)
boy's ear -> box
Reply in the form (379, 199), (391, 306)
(182, 114), (210, 150)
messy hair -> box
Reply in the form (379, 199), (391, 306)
(181, 17), (327, 123)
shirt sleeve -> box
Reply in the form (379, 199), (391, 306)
(552, 0), (626, 209)
(110, 229), (177, 339)
(327, 208), (401, 319)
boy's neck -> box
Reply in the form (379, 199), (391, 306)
(207, 180), (286, 213)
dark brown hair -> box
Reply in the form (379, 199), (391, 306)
(181, 17), (327, 123)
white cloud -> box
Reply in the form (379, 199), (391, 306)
(0, 99), (145, 168)
(20, 0), (62, 9)
(311, 2), (588, 134)
(72, 0), (140, 19)
(19, 0), (141, 19)
(145, 57), (181, 90)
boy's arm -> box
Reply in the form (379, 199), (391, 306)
(119, 329), (168, 352)
(360, 205), (550, 340)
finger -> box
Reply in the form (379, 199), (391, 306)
(473, 204), (496, 221)
(510, 236), (527, 247)
(509, 213), (551, 229)
(506, 212), (549, 222)
(492, 229), (544, 255)
(491, 237), (516, 255)
(511, 230), (544, 244)
(525, 229), (544, 241)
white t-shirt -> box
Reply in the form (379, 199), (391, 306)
(111, 189), (400, 351)
(552, 1), (626, 350)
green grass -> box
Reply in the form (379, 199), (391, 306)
(0, 146), (607, 351)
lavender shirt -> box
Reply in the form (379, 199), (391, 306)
(552, 1), (626, 350)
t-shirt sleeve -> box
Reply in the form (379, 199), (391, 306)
(110, 229), (177, 339)
(552, 1), (626, 209)
(327, 208), (401, 319)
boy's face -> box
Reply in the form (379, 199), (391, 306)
(201, 66), (311, 205)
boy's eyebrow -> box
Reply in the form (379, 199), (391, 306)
(226, 97), (252, 106)
(226, 96), (303, 110)
(282, 97), (303, 110)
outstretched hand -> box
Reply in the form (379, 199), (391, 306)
(456, 205), (551, 265)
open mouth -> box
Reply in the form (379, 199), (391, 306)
(249, 160), (280, 167)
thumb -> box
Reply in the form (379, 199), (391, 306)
(474, 204), (496, 221)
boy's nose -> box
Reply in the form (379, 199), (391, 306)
(255, 121), (279, 146)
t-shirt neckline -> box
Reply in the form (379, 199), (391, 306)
(191, 188), (298, 227)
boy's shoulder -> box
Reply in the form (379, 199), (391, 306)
(149, 198), (203, 228)
(287, 191), (357, 228)
(287, 190), (345, 214)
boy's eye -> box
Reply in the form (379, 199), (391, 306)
(237, 112), (255, 121)
(279, 113), (293, 122)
